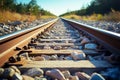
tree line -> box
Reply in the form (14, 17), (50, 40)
(60, 0), (120, 16)
(0, 0), (55, 17)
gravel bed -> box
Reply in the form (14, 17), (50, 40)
(74, 20), (120, 33)
(0, 18), (54, 36)
(1, 19), (119, 80)
(0, 66), (119, 80)
(41, 19), (80, 39)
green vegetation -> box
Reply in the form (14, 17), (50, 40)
(60, 0), (120, 21)
(61, 14), (81, 20)
(0, 0), (56, 22)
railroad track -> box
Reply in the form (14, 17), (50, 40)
(0, 19), (58, 67)
(62, 18), (120, 54)
(0, 18), (120, 80)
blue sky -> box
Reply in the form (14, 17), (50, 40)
(17, 0), (93, 16)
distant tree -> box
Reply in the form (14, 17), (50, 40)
(40, 8), (55, 16)
(76, 8), (87, 16)
(0, 0), (55, 18)
(0, 0), (4, 10)
(16, 3), (27, 14)
(61, 0), (120, 16)
(86, 0), (120, 15)
(0, 0), (16, 11)
(27, 0), (40, 16)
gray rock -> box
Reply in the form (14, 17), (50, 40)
(80, 37), (90, 45)
(64, 56), (73, 60)
(24, 68), (44, 77)
(90, 73), (105, 80)
(84, 43), (97, 49)
(46, 69), (66, 80)
(75, 72), (90, 80)
(50, 55), (58, 60)
(41, 55), (50, 60)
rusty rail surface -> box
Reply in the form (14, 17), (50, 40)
(0, 19), (58, 67)
(62, 18), (120, 55)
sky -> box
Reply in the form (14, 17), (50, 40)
(17, 0), (93, 16)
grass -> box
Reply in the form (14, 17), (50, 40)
(62, 14), (81, 20)
(62, 10), (120, 22)
(81, 14), (103, 21)
(81, 10), (120, 22)
(0, 11), (36, 23)
(61, 14), (103, 21)
(1, 10), (120, 22)
(0, 11), (56, 23)
(40, 15), (57, 19)
(103, 10), (120, 22)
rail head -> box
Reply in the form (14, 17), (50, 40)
(62, 18), (120, 38)
(62, 18), (120, 54)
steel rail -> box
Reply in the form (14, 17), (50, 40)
(62, 18), (120, 55)
(0, 19), (58, 67)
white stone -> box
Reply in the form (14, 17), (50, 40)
(22, 75), (34, 80)
(12, 73), (23, 80)
(10, 66), (21, 74)
(71, 51), (86, 60)
(69, 76), (79, 80)
(0, 68), (4, 77)
(85, 43), (97, 49)
(62, 71), (71, 79)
